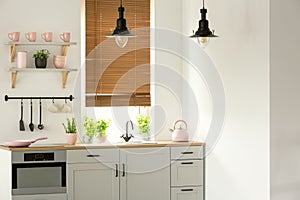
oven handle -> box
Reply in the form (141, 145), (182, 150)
(86, 155), (100, 158)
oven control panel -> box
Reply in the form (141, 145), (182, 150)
(24, 152), (54, 161)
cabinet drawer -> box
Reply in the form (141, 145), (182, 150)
(171, 146), (203, 160)
(12, 194), (67, 200)
(67, 149), (119, 164)
(171, 187), (203, 200)
(171, 160), (203, 186)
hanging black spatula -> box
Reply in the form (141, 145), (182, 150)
(29, 99), (34, 132)
(19, 100), (25, 131)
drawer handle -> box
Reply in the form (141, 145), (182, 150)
(115, 164), (119, 177)
(181, 152), (193, 155)
(122, 163), (126, 177)
(181, 189), (194, 192)
(181, 162), (194, 165)
(86, 155), (100, 157)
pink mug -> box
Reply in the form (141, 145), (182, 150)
(8, 32), (20, 42)
(25, 32), (36, 42)
(60, 32), (71, 42)
(41, 32), (53, 42)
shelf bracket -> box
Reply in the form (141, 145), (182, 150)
(11, 71), (17, 88)
(62, 71), (70, 88)
(61, 45), (70, 56)
(10, 45), (16, 62)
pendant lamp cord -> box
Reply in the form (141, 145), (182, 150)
(202, 0), (205, 8)
(120, 0), (122, 7)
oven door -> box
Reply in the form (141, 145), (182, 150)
(12, 162), (66, 195)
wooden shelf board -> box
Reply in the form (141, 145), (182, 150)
(8, 67), (78, 72)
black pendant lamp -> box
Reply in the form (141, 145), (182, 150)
(106, 0), (135, 48)
(190, 0), (217, 48)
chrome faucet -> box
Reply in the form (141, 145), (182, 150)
(121, 120), (134, 142)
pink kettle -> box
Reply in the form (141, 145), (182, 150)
(170, 120), (189, 142)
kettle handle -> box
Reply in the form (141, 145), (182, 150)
(174, 120), (188, 130)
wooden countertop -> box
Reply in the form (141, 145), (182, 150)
(0, 141), (204, 151)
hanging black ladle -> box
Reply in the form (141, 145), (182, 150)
(38, 99), (44, 130)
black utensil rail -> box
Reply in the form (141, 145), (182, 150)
(4, 95), (74, 101)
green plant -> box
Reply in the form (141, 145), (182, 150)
(136, 114), (150, 135)
(32, 49), (50, 59)
(62, 118), (77, 133)
(83, 116), (111, 141)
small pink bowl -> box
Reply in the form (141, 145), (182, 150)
(53, 55), (66, 68)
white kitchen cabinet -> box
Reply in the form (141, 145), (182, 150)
(67, 149), (119, 200)
(120, 147), (170, 200)
(67, 146), (203, 200)
(170, 146), (205, 200)
(68, 163), (119, 200)
(171, 187), (203, 200)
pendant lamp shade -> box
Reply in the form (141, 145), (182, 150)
(190, 0), (217, 48)
(106, 0), (135, 48)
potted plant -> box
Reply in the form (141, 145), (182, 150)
(62, 117), (77, 145)
(33, 49), (50, 68)
(136, 114), (150, 141)
(83, 116), (111, 143)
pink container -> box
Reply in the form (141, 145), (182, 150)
(53, 55), (67, 68)
(16, 51), (27, 68)
(66, 133), (77, 145)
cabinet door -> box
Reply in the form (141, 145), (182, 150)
(171, 187), (203, 200)
(68, 163), (119, 200)
(120, 147), (170, 200)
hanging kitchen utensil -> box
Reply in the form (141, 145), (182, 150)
(38, 99), (44, 130)
(5, 137), (48, 147)
(47, 98), (59, 113)
(29, 99), (34, 132)
(169, 120), (189, 142)
(19, 99), (25, 131)
(61, 99), (72, 113)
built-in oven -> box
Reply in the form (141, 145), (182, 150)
(12, 150), (66, 196)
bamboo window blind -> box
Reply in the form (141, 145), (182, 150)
(85, 0), (150, 107)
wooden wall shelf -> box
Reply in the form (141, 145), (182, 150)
(8, 67), (78, 89)
(5, 42), (77, 62)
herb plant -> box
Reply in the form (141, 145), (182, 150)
(62, 117), (77, 133)
(83, 116), (111, 141)
(33, 49), (50, 59)
(136, 114), (150, 135)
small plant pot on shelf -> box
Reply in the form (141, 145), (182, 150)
(35, 58), (47, 68)
(66, 133), (77, 145)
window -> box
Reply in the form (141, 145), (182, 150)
(85, 0), (151, 107)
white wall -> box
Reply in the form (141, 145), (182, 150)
(153, 0), (184, 140)
(183, 0), (270, 200)
(271, 0), (300, 199)
(0, 0), (81, 144)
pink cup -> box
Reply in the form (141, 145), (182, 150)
(8, 32), (20, 42)
(41, 32), (53, 42)
(25, 32), (36, 42)
(60, 32), (71, 42)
